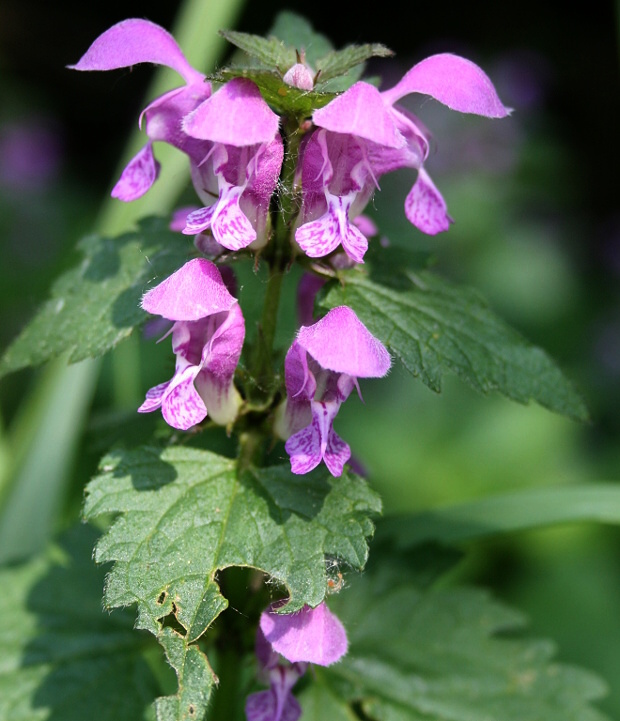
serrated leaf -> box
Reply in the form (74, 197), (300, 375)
(0, 525), (161, 721)
(320, 248), (588, 421)
(84, 445), (380, 721)
(219, 30), (297, 71)
(210, 68), (337, 116)
(0, 217), (188, 378)
(267, 11), (333, 67)
(315, 43), (393, 87)
(322, 568), (610, 721)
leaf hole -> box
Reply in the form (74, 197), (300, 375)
(156, 591), (167, 605)
(158, 602), (188, 637)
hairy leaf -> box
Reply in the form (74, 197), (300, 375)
(315, 43), (393, 86)
(320, 249), (587, 420)
(0, 525), (161, 721)
(84, 445), (380, 721)
(219, 30), (297, 71)
(219, 14), (388, 99)
(267, 11), (333, 66)
(0, 217), (188, 378)
(321, 561), (610, 721)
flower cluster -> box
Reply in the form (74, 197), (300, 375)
(71, 17), (507, 468)
(71, 19), (508, 718)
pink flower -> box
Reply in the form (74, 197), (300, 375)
(245, 601), (347, 721)
(260, 601), (348, 666)
(138, 259), (245, 429)
(281, 306), (391, 476)
(295, 53), (510, 262)
(70, 21), (283, 251)
(69, 19), (209, 201)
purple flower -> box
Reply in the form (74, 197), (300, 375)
(138, 258), (245, 429)
(70, 21), (283, 251)
(295, 53), (510, 262)
(260, 601), (348, 666)
(69, 18), (210, 201)
(180, 78), (283, 251)
(245, 602), (347, 721)
(280, 306), (391, 476)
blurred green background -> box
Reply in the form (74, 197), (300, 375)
(1, 0), (619, 716)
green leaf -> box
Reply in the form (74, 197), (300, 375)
(0, 525), (161, 721)
(219, 29), (297, 71)
(377, 484), (620, 548)
(0, 217), (188, 378)
(84, 445), (380, 721)
(320, 248), (588, 421)
(322, 564), (610, 721)
(219, 16), (390, 99)
(315, 43), (393, 89)
(267, 11), (333, 67)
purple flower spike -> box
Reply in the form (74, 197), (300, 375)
(260, 602), (348, 666)
(281, 306), (390, 476)
(139, 259), (244, 428)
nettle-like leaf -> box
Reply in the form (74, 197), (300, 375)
(309, 547), (610, 721)
(0, 525), (161, 721)
(84, 445), (380, 721)
(0, 217), (188, 378)
(320, 247), (587, 421)
(314, 43), (393, 88)
(219, 29), (298, 71)
(219, 12), (391, 101)
(266, 11), (333, 66)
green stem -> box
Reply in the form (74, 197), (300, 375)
(250, 116), (307, 401)
(210, 645), (243, 721)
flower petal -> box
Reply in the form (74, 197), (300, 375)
(295, 192), (368, 263)
(323, 427), (351, 477)
(294, 213), (341, 259)
(161, 365), (207, 430)
(195, 305), (245, 425)
(404, 167), (452, 235)
(382, 53), (510, 118)
(313, 82), (405, 148)
(68, 19), (203, 85)
(111, 142), (160, 201)
(183, 205), (216, 235)
(141, 258), (236, 321)
(285, 421), (322, 475)
(260, 602), (348, 666)
(183, 78), (279, 146)
(137, 381), (169, 413)
(210, 183), (257, 250)
(297, 306), (391, 378)
(245, 688), (301, 721)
